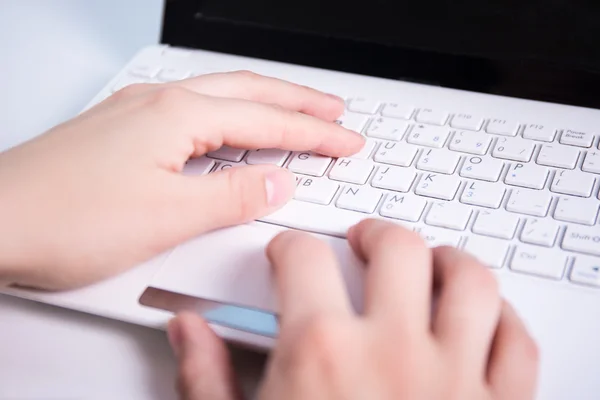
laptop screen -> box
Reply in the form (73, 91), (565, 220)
(162, 0), (600, 109)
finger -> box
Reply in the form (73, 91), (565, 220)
(267, 230), (353, 326)
(171, 71), (345, 121)
(431, 246), (502, 375)
(488, 302), (539, 400)
(136, 87), (364, 158)
(168, 312), (242, 400)
(346, 219), (432, 329)
(172, 164), (295, 234)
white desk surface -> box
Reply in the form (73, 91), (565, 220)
(0, 2), (265, 398)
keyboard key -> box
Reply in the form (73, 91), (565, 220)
(554, 197), (599, 225)
(550, 170), (595, 197)
(460, 155), (504, 182)
(348, 97), (381, 114)
(129, 65), (161, 78)
(157, 68), (191, 81)
(287, 152), (332, 176)
(212, 161), (245, 172)
(406, 124), (451, 148)
(246, 149), (291, 166)
(183, 157), (216, 175)
(414, 173), (460, 201)
(329, 158), (374, 184)
(294, 178), (339, 205)
(460, 180), (505, 208)
(418, 227), (461, 247)
(570, 255), (600, 287)
(486, 118), (519, 136)
(416, 149), (460, 174)
(425, 202), (472, 230)
(448, 130), (492, 155)
(504, 163), (549, 189)
(463, 236), (509, 268)
(449, 113), (484, 131)
(492, 137), (535, 162)
(522, 123), (556, 142)
(510, 246), (567, 279)
(582, 150), (600, 174)
(366, 117), (409, 141)
(520, 218), (559, 247)
(415, 108), (449, 126)
(373, 142), (419, 166)
(207, 146), (247, 162)
(560, 129), (594, 148)
(371, 166), (416, 192)
(472, 210), (520, 239)
(562, 226), (600, 256)
(350, 138), (377, 159)
(335, 112), (370, 133)
(336, 186), (382, 213)
(260, 200), (368, 237)
(537, 144), (580, 169)
(379, 193), (427, 222)
(381, 103), (414, 120)
(506, 188), (552, 217)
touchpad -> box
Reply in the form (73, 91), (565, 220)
(139, 223), (364, 335)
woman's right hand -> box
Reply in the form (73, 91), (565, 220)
(169, 219), (539, 400)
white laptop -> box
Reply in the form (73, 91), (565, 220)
(4, 1), (600, 398)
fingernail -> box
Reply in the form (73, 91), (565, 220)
(265, 169), (295, 207)
(167, 317), (182, 356)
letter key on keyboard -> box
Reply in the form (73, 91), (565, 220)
(329, 158), (374, 184)
(416, 149), (460, 174)
(336, 186), (382, 213)
(294, 178), (339, 205)
(371, 166), (416, 192)
(460, 156), (504, 182)
(379, 194), (427, 222)
(415, 173), (461, 200)
(287, 152), (332, 176)
(460, 181), (505, 208)
(374, 142), (419, 167)
(504, 163), (549, 189)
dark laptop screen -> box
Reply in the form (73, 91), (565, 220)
(162, 0), (600, 109)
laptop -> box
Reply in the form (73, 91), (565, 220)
(4, 0), (600, 398)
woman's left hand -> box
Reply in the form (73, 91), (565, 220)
(0, 71), (363, 289)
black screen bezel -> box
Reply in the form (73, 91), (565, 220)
(161, 0), (600, 110)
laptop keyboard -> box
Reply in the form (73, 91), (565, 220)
(106, 54), (600, 290)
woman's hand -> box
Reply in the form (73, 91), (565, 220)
(169, 220), (539, 400)
(0, 71), (363, 289)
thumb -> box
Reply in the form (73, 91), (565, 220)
(183, 164), (296, 232)
(168, 312), (243, 400)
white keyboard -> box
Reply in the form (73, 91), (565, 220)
(100, 46), (600, 290)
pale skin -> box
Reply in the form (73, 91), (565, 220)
(0, 71), (539, 399)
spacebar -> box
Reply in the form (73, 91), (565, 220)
(258, 200), (371, 237)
